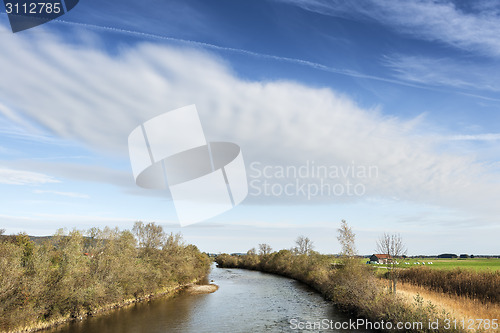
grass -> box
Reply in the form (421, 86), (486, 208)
(397, 283), (500, 332)
(397, 267), (499, 303)
(360, 258), (500, 272)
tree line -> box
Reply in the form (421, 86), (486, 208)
(216, 220), (465, 333)
(0, 223), (211, 332)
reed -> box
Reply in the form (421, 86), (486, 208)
(397, 282), (500, 327)
(398, 267), (500, 303)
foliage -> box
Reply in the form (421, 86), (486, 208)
(0, 223), (211, 332)
(216, 251), (464, 332)
(216, 221), (465, 333)
(337, 219), (357, 258)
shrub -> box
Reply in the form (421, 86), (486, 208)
(215, 251), (465, 333)
(0, 224), (211, 332)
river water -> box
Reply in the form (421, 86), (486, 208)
(48, 266), (376, 332)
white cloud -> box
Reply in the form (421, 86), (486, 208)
(54, 19), (409, 88)
(384, 55), (500, 92)
(275, 0), (500, 58)
(32, 189), (90, 199)
(0, 23), (499, 220)
(272, 1), (500, 94)
(1, 159), (132, 187)
(448, 133), (500, 141)
(0, 167), (60, 185)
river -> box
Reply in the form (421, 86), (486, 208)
(48, 266), (376, 332)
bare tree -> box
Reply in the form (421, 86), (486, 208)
(258, 243), (272, 256)
(0, 228), (5, 236)
(376, 232), (406, 259)
(376, 232), (407, 293)
(337, 220), (357, 258)
(294, 236), (314, 255)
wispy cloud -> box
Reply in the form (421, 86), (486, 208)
(32, 189), (90, 199)
(0, 103), (72, 145)
(1, 159), (133, 189)
(447, 133), (500, 141)
(25, 18), (498, 101)
(49, 19), (414, 88)
(0, 22), (499, 222)
(275, 0), (500, 58)
(0, 167), (60, 185)
(384, 55), (500, 92)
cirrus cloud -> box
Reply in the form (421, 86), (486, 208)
(0, 167), (59, 185)
(275, 0), (500, 58)
(0, 22), (499, 220)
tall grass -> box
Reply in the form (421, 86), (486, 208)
(397, 282), (500, 325)
(398, 267), (500, 303)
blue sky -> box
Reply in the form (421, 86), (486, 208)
(1, 0), (500, 255)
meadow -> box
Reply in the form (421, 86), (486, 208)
(364, 258), (500, 271)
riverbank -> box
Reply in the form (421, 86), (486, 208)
(0, 224), (212, 333)
(40, 266), (359, 333)
(216, 252), (467, 333)
(6, 281), (200, 333)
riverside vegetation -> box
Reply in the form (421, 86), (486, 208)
(0, 222), (211, 333)
(216, 221), (469, 333)
(397, 267), (499, 304)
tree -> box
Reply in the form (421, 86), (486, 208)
(376, 232), (407, 293)
(337, 220), (357, 258)
(132, 221), (166, 253)
(15, 233), (34, 269)
(294, 236), (314, 255)
(258, 243), (272, 256)
(243, 247), (259, 269)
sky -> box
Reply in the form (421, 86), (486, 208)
(1, 0), (499, 255)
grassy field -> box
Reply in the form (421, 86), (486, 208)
(362, 257), (500, 271)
